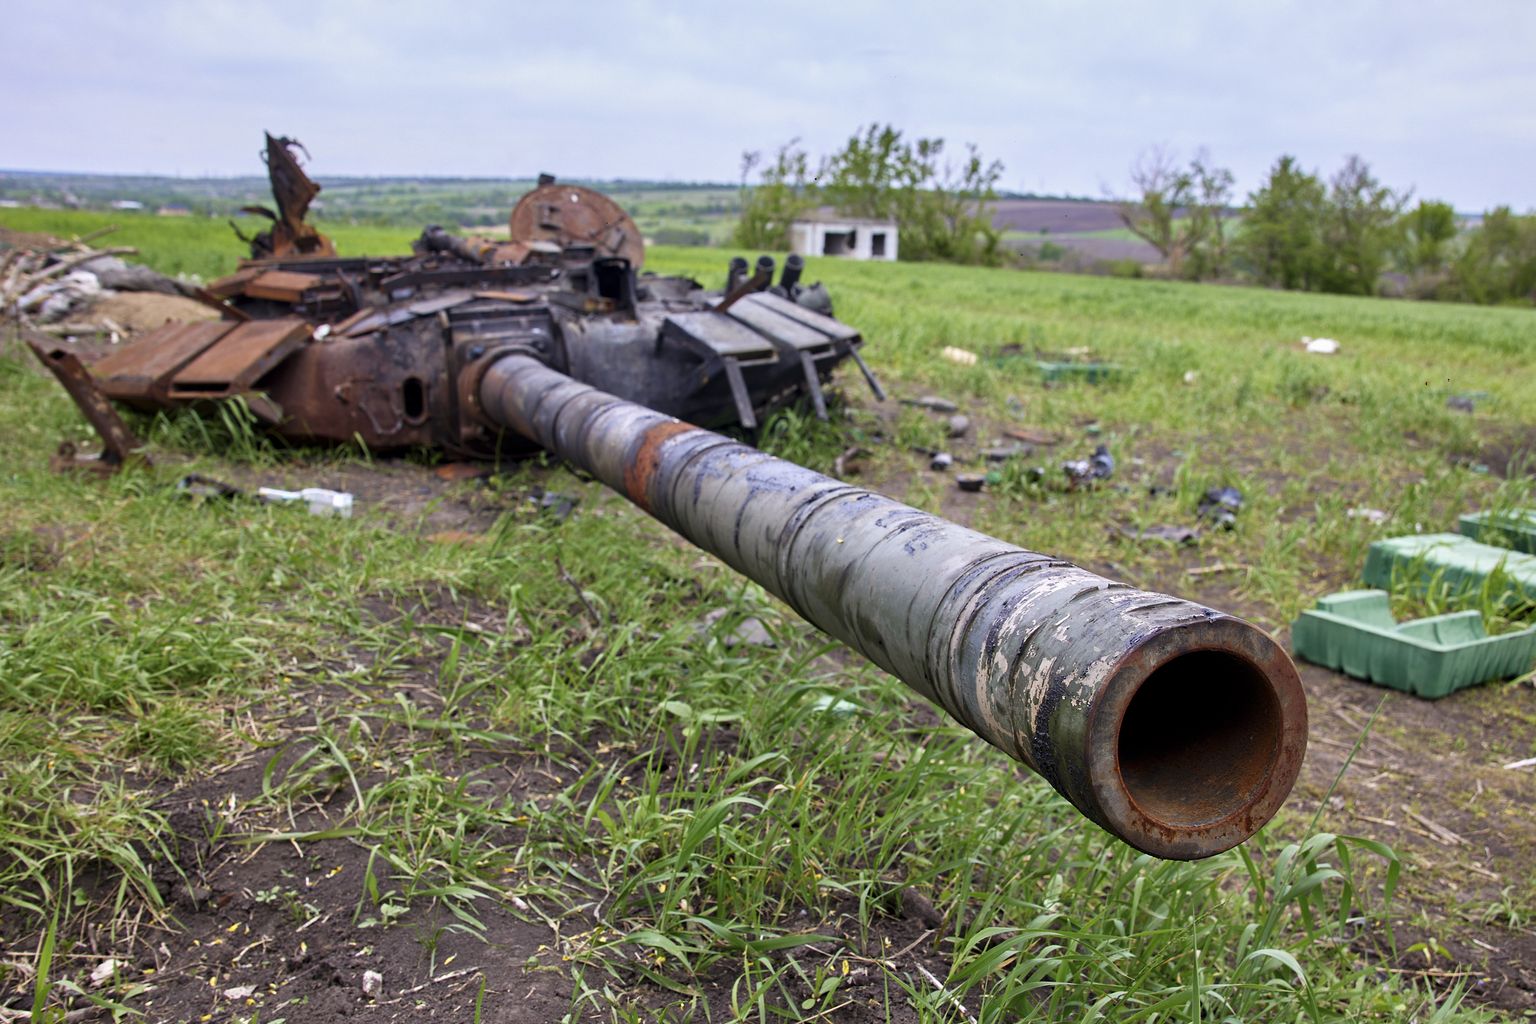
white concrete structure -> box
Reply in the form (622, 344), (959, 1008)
(789, 210), (898, 261)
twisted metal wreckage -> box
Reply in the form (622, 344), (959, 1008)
(25, 134), (1307, 859)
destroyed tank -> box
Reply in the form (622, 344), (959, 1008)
(70, 134), (883, 459)
(26, 135), (1307, 859)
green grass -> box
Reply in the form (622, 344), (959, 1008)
(0, 206), (418, 279)
(2, 216), (1532, 1021)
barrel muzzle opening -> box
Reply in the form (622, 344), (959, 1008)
(1090, 625), (1307, 859)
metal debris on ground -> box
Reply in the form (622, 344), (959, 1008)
(1003, 426), (1059, 446)
(929, 451), (954, 471)
(256, 486), (354, 518)
(696, 608), (776, 648)
(983, 443), (1030, 463)
(531, 488), (579, 522)
(833, 445), (869, 478)
(3, 230), (205, 330)
(901, 395), (959, 413)
(1122, 524), (1200, 545)
(176, 474), (243, 501)
(1347, 507), (1390, 525)
(1197, 486), (1243, 530)
(1062, 444), (1114, 488)
(945, 413), (970, 437)
(955, 472), (986, 492)
(24, 335), (147, 474)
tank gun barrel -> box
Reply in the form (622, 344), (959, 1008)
(475, 353), (1307, 859)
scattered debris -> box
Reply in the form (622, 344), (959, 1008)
(2, 231), (204, 330)
(955, 473), (986, 493)
(941, 345), (978, 366)
(1302, 336), (1340, 354)
(1186, 562), (1252, 576)
(1062, 444), (1114, 488)
(1401, 806), (1467, 846)
(1503, 756), (1536, 770)
(1197, 486), (1243, 530)
(361, 970), (384, 999)
(902, 395), (959, 413)
(176, 474), (243, 501)
(1123, 524), (1199, 545)
(222, 985), (256, 1000)
(929, 452), (954, 471)
(833, 445), (869, 478)
(697, 608), (775, 648)
(1445, 393), (1480, 413)
(434, 462), (495, 481)
(89, 959), (119, 987)
(1347, 507), (1390, 525)
(256, 486), (355, 518)
(1183, 370), (1199, 385)
(1036, 360), (1123, 383)
(946, 414), (970, 438)
(532, 488), (579, 522)
(983, 444), (1030, 463)
(1003, 426), (1059, 446)
(25, 335), (147, 474)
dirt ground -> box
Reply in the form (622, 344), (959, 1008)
(23, 431), (1519, 1024)
(2, 294), (1533, 1020)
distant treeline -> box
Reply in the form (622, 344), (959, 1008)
(1116, 150), (1536, 307)
(0, 170), (743, 232)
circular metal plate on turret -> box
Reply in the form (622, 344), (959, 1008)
(509, 184), (645, 268)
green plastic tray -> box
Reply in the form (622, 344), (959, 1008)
(1292, 590), (1536, 698)
(1033, 360), (1125, 383)
(1458, 509), (1536, 554)
(1362, 533), (1536, 603)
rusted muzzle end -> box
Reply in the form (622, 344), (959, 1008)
(1081, 618), (1306, 860)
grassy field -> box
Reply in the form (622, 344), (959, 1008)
(2, 211), (1534, 1022)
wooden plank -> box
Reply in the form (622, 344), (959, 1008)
(169, 318), (311, 397)
(91, 320), (240, 401)
(664, 311), (777, 360)
(245, 270), (325, 302)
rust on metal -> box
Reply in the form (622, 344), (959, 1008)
(25, 332), (147, 473)
(244, 270), (325, 303)
(168, 318), (312, 398)
(508, 183), (645, 267)
(621, 419), (699, 512)
(236, 133), (336, 260)
(91, 320), (240, 403)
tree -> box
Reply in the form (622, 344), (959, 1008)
(1117, 148), (1234, 280)
(1317, 155), (1403, 295)
(822, 124), (1004, 265)
(1396, 199), (1458, 277)
(732, 140), (819, 250)
(1234, 156), (1329, 290)
(1450, 207), (1536, 305)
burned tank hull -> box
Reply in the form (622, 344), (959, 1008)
(90, 245), (877, 458)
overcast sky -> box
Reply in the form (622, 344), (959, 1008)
(4, 0), (1533, 211)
